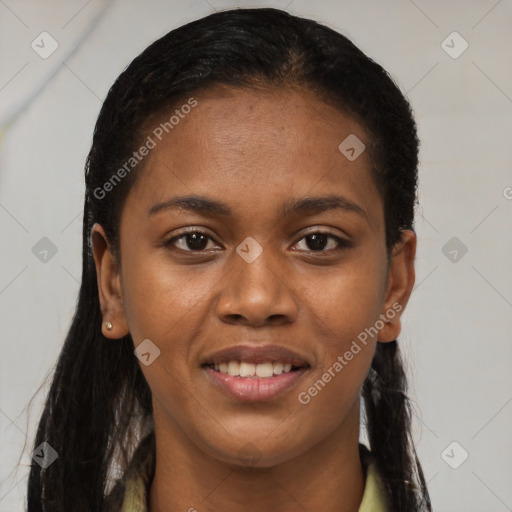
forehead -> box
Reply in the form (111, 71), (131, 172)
(125, 85), (383, 229)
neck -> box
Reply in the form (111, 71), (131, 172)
(148, 402), (365, 512)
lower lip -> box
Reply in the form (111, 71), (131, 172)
(202, 366), (308, 402)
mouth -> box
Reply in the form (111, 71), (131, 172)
(202, 361), (307, 378)
(200, 344), (311, 401)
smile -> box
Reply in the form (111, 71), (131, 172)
(205, 360), (303, 378)
(202, 363), (309, 401)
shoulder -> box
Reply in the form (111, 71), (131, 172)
(104, 432), (155, 512)
(358, 444), (390, 512)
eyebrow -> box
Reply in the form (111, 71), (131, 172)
(148, 194), (368, 221)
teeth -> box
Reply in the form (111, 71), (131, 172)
(239, 362), (255, 377)
(227, 361), (240, 376)
(255, 362), (273, 377)
(273, 362), (283, 375)
(215, 360), (297, 378)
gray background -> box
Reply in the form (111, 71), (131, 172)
(1, 0), (511, 510)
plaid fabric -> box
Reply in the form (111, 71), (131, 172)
(105, 434), (388, 512)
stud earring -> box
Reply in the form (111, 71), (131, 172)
(105, 321), (113, 331)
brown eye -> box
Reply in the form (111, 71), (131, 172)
(304, 233), (329, 251)
(166, 231), (216, 251)
(294, 232), (351, 252)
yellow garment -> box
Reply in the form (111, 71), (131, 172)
(120, 458), (388, 512)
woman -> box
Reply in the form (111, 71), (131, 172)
(27, 7), (431, 512)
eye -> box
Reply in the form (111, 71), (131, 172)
(293, 231), (351, 252)
(165, 229), (351, 254)
(165, 230), (219, 252)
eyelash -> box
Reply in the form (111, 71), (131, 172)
(164, 229), (351, 254)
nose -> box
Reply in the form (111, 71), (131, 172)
(215, 247), (299, 327)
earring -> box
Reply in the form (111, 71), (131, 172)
(105, 321), (113, 331)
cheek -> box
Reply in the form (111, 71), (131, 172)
(120, 252), (229, 402)
(119, 257), (213, 413)
(295, 252), (385, 399)
(304, 254), (386, 346)
(296, 349), (372, 421)
(293, 274), (378, 441)
(121, 252), (217, 343)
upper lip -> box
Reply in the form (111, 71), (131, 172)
(202, 344), (311, 367)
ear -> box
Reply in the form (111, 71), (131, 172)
(377, 229), (416, 343)
(91, 223), (129, 339)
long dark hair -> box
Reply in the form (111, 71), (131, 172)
(26, 7), (431, 511)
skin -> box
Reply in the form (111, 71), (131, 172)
(92, 85), (416, 512)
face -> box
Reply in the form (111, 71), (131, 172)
(93, 85), (415, 468)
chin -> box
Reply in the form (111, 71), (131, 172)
(203, 435), (308, 469)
